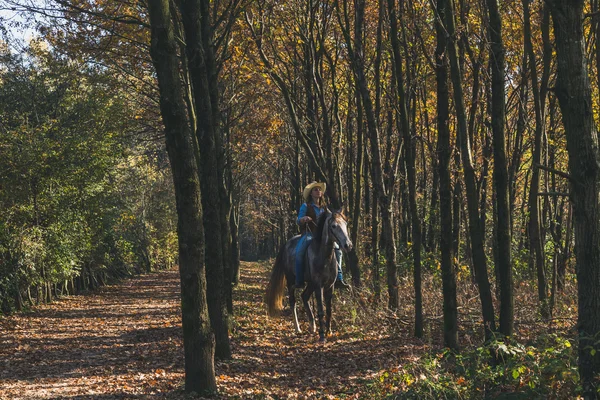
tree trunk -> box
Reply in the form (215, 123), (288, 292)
(435, 0), (458, 350)
(549, 1), (600, 396)
(558, 202), (572, 291)
(485, 0), (513, 337)
(348, 88), (363, 287)
(444, 0), (496, 340)
(338, 0), (364, 288)
(524, 0), (548, 316)
(372, 185), (381, 300)
(381, 202), (399, 310)
(147, 0), (216, 392)
(508, 58), (527, 230)
(178, 0), (231, 360)
(335, 0), (399, 309)
(452, 159), (461, 266)
(387, 0), (423, 337)
(595, 0), (600, 101)
(230, 203), (241, 286)
(426, 156), (440, 253)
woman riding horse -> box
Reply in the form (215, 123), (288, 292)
(265, 196), (352, 340)
(295, 182), (349, 289)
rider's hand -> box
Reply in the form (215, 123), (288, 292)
(302, 216), (312, 223)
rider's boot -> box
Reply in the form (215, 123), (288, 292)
(334, 249), (349, 289)
(335, 276), (350, 289)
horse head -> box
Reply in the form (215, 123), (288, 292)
(327, 206), (353, 253)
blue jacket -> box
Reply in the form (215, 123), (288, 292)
(297, 202), (324, 234)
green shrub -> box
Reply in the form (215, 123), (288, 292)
(372, 334), (578, 399)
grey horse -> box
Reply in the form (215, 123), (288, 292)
(265, 208), (353, 341)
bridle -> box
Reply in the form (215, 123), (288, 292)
(326, 213), (347, 247)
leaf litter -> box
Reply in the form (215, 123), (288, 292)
(0, 262), (448, 399)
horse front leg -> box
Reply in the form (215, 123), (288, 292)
(325, 287), (333, 336)
(301, 284), (316, 333)
(314, 286), (326, 342)
(288, 283), (301, 333)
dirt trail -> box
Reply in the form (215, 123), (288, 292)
(1, 262), (418, 399)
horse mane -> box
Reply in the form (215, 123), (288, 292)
(313, 209), (331, 243)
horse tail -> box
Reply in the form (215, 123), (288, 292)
(265, 244), (287, 317)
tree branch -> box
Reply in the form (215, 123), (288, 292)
(535, 163), (573, 181)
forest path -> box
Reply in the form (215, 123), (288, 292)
(0, 262), (420, 399)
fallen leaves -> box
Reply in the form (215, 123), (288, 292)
(0, 262), (421, 399)
(0, 272), (185, 399)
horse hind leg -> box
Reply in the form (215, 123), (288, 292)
(301, 285), (316, 334)
(288, 283), (301, 333)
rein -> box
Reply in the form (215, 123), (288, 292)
(323, 213), (347, 248)
(327, 219), (344, 246)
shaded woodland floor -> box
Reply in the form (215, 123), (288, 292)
(0, 261), (578, 399)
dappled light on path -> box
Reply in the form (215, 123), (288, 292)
(221, 261), (420, 399)
(0, 262), (422, 399)
(1, 272), (183, 398)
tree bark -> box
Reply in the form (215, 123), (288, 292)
(230, 203), (241, 286)
(523, 0), (548, 315)
(371, 183), (381, 300)
(388, 0), (423, 337)
(485, 0), (513, 337)
(426, 154), (440, 253)
(452, 155), (461, 266)
(549, 1), (600, 396)
(348, 88), (363, 287)
(508, 56), (527, 231)
(336, 0), (399, 309)
(178, 0), (231, 360)
(443, 0), (496, 340)
(147, 0), (216, 392)
(434, 0), (458, 350)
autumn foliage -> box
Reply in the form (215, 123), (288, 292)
(1, 0), (600, 397)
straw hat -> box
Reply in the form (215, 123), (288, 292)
(303, 181), (326, 203)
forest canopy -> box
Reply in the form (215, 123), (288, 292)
(1, 0), (600, 397)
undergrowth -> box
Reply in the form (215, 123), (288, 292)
(367, 334), (580, 399)
(330, 257), (584, 399)
(266, 252), (586, 399)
